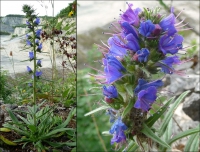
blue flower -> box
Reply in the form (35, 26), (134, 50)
(107, 36), (127, 58)
(35, 70), (42, 77)
(134, 48), (150, 62)
(29, 52), (34, 60)
(35, 39), (39, 45)
(157, 55), (181, 74)
(26, 34), (31, 39)
(134, 78), (163, 94)
(34, 18), (40, 25)
(28, 83), (33, 87)
(106, 109), (117, 123)
(139, 20), (155, 37)
(111, 129), (127, 145)
(134, 86), (157, 111)
(26, 40), (32, 46)
(103, 85), (118, 99)
(159, 34), (183, 55)
(26, 21), (32, 29)
(37, 60), (42, 67)
(109, 117), (127, 144)
(121, 22), (138, 40)
(125, 33), (140, 52)
(119, 3), (141, 27)
(159, 12), (177, 36)
(103, 55), (126, 84)
(37, 43), (42, 52)
(35, 29), (42, 38)
(27, 66), (32, 73)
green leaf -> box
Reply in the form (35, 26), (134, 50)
(125, 84), (133, 97)
(28, 125), (37, 133)
(159, 90), (190, 137)
(6, 108), (20, 124)
(84, 106), (109, 116)
(54, 108), (76, 130)
(145, 96), (175, 127)
(0, 135), (17, 146)
(121, 98), (134, 119)
(0, 128), (11, 132)
(126, 140), (139, 152)
(3, 123), (29, 137)
(167, 125), (200, 145)
(141, 123), (171, 149)
(41, 128), (75, 139)
(46, 141), (76, 147)
(184, 132), (199, 152)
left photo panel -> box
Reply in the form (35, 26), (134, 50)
(0, 0), (76, 151)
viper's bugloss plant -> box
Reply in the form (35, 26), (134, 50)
(85, 2), (199, 151)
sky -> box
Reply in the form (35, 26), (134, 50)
(0, 0), (73, 17)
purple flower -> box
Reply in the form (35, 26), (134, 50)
(26, 34), (31, 39)
(121, 22), (138, 40)
(26, 40), (32, 46)
(157, 55), (181, 74)
(34, 18), (40, 25)
(119, 3), (141, 27)
(134, 78), (163, 94)
(27, 66), (32, 73)
(106, 109), (117, 123)
(107, 36), (127, 58)
(103, 85), (118, 99)
(36, 71), (42, 77)
(134, 48), (150, 62)
(103, 55), (126, 84)
(134, 86), (157, 111)
(159, 12), (177, 36)
(125, 33), (140, 52)
(111, 129), (127, 145)
(35, 39), (39, 45)
(109, 117), (127, 145)
(29, 52), (34, 60)
(26, 21), (32, 29)
(37, 43), (42, 52)
(159, 34), (183, 55)
(152, 24), (162, 36)
(139, 20), (155, 37)
(28, 83), (33, 87)
(35, 29), (42, 38)
(37, 60), (42, 67)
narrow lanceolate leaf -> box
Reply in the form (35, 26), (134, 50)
(145, 96), (175, 127)
(0, 128), (11, 132)
(125, 140), (139, 152)
(0, 135), (17, 146)
(84, 106), (109, 116)
(142, 123), (171, 149)
(184, 133), (199, 152)
(167, 125), (200, 145)
(159, 90), (190, 137)
(121, 98), (134, 119)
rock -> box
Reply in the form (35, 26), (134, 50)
(182, 92), (200, 121)
(195, 82), (200, 92)
(174, 61), (194, 71)
(194, 62), (200, 74)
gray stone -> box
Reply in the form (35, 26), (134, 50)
(174, 61), (194, 71)
(194, 62), (200, 74)
(195, 82), (200, 92)
(182, 93), (200, 121)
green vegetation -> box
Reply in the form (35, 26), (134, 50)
(5, 14), (25, 17)
(0, 31), (10, 35)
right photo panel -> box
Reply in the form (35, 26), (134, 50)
(77, 1), (200, 152)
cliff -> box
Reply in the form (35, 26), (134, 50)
(0, 16), (26, 34)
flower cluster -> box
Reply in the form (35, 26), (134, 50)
(23, 5), (43, 86)
(90, 2), (189, 147)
